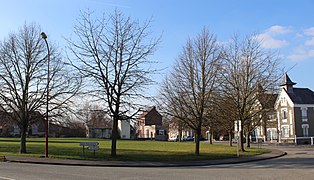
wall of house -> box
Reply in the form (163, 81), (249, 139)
(143, 125), (156, 138)
(308, 107), (314, 137)
(88, 128), (111, 138)
(294, 107), (302, 137)
(155, 125), (168, 141)
(276, 92), (295, 143)
(294, 106), (314, 137)
(118, 120), (130, 139)
(136, 118), (145, 138)
(294, 106), (314, 144)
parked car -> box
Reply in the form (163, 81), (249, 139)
(168, 135), (179, 142)
(183, 136), (194, 141)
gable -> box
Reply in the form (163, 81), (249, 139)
(144, 108), (162, 126)
(275, 88), (294, 109)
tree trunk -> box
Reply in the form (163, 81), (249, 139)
(178, 126), (182, 142)
(239, 127), (245, 152)
(20, 129), (27, 154)
(263, 119), (267, 142)
(246, 130), (250, 148)
(209, 129), (213, 144)
(229, 131), (232, 147)
(110, 116), (119, 158)
(195, 128), (201, 155)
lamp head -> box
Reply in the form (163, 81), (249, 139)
(41, 32), (47, 39)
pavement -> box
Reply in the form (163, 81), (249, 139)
(3, 148), (286, 167)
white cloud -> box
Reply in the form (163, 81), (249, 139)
(305, 37), (314, 46)
(287, 47), (314, 61)
(256, 25), (292, 48)
(304, 27), (314, 36)
(304, 27), (314, 46)
(267, 25), (293, 35)
(309, 49), (314, 57)
(257, 34), (289, 48)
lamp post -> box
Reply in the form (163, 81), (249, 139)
(41, 32), (50, 158)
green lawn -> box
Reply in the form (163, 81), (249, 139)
(0, 138), (269, 161)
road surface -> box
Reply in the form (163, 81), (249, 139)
(0, 144), (313, 180)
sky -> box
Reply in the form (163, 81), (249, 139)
(0, 0), (314, 103)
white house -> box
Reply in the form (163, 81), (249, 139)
(118, 120), (131, 139)
(275, 74), (314, 144)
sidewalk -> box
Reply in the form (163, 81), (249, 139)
(4, 148), (286, 167)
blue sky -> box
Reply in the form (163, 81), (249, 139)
(1, 0), (314, 99)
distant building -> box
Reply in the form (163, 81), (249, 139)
(86, 114), (112, 139)
(275, 74), (314, 144)
(136, 106), (168, 141)
(118, 119), (131, 139)
(0, 111), (85, 137)
(168, 118), (194, 141)
(252, 91), (278, 142)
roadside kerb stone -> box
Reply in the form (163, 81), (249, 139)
(5, 148), (286, 167)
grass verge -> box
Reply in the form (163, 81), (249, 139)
(0, 138), (269, 161)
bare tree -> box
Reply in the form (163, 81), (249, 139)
(214, 95), (236, 146)
(221, 35), (281, 151)
(67, 10), (161, 157)
(160, 28), (221, 155)
(0, 23), (81, 153)
(168, 116), (189, 142)
(256, 85), (278, 142)
(80, 104), (112, 129)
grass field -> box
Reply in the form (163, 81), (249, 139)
(0, 138), (269, 161)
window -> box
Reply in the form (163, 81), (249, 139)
(282, 126), (289, 137)
(302, 124), (309, 137)
(282, 109), (287, 119)
(301, 107), (308, 122)
(281, 97), (286, 104)
(158, 130), (164, 136)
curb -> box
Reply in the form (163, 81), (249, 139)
(5, 149), (287, 167)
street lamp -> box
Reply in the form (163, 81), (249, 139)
(41, 32), (50, 158)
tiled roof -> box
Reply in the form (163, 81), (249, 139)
(258, 93), (278, 108)
(287, 88), (314, 104)
(138, 106), (156, 119)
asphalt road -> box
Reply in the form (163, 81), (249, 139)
(1, 144), (314, 180)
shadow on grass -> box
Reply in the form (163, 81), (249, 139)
(88, 148), (240, 162)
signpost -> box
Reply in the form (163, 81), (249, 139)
(80, 142), (99, 158)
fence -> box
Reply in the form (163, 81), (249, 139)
(295, 136), (314, 145)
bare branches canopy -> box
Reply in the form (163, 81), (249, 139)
(0, 23), (81, 153)
(161, 28), (222, 155)
(67, 9), (161, 157)
(220, 35), (281, 151)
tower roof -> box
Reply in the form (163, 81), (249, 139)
(280, 73), (296, 87)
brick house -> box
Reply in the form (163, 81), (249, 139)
(136, 106), (168, 141)
(275, 74), (314, 144)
